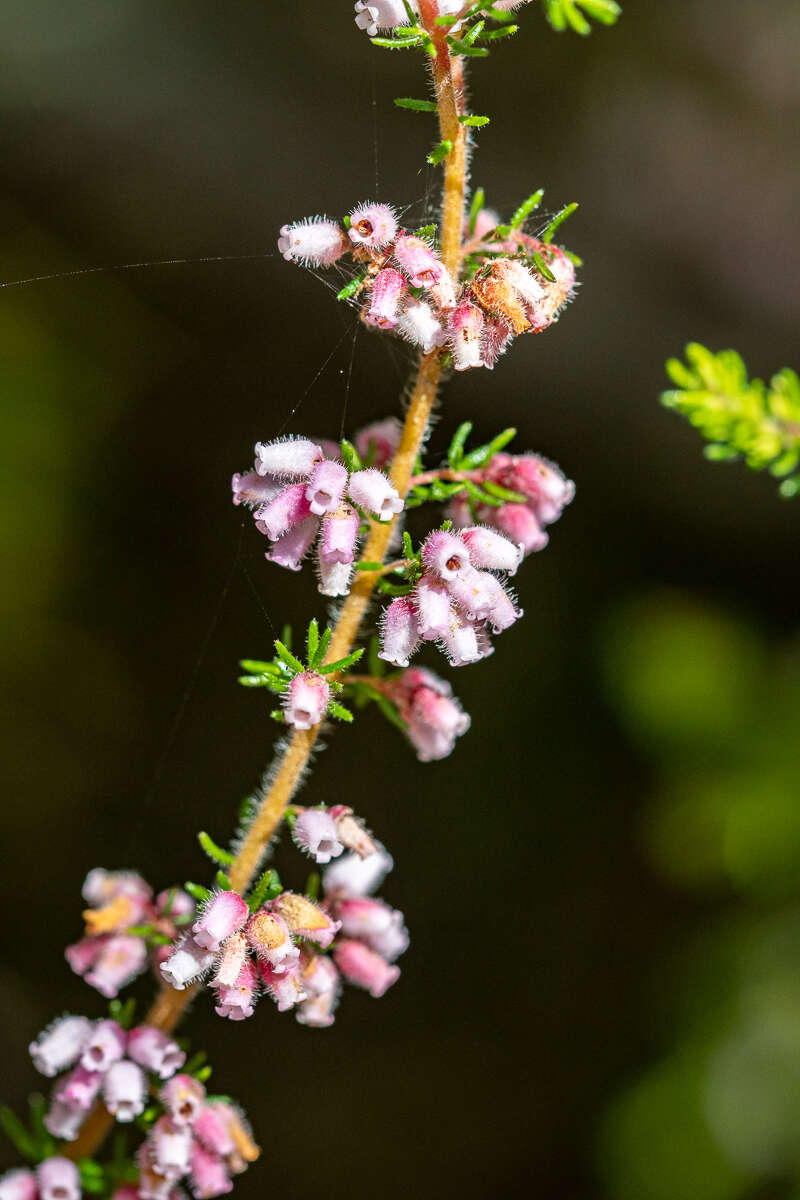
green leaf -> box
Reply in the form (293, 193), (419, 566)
(543, 0), (620, 35)
(541, 202), (579, 243)
(319, 648), (365, 675)
(215, 871), (232, 890)
(446, 35), (490, 56)
(184, 881), (212, 904)
(402, 530), (416, 560)
(198, 831), (235, 867)
(459, 114), (491, 127)
(394, 97), (437, 111)
(427, 140), (453, 166)
(107, 997), (137, 1030)
(531, 250), (556, 282)
(305, 871), (321, 901)
(239, 658), (274, 673)
(273, 640), (304, 675)
(461, 426), (517, 468)
(0, 1107), (38, 1160)
(511, 189), (545, 230)
(317, 626), (333, 665)
(415, 223), (437, 240)
(371, 35), (423, 49)
(468, 189), (485, 236)
(480, 23), (519, 39)
(377, 579), (414, 596)
(247, 867), (283, 912)
(462, 20), (485, 46)
(337, 273), (366, 301)
(448, 420), (474, 466)
(340, 438), (364, 473)
(306, 618), (319, 668)
(355, 560), (384, 571)
(329, 701), (354, 722)
(481, 479), (528, 503)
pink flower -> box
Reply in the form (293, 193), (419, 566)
(316, 556), (354, 598)
(277, 220), (346, 268)
(79, 1020), (126, 1073)
(83, 934), (148, 998)
(329, 805), (379, 858)
(353, 0), (416, 37)
(490, 502), (549, 553)
(322, 846), (394, 899)
(295, 954), (340, 1028)
(161, 1075), (206, 1127)
(292, 807), (344, 863)
(394, 235), (446, 289)
(257, 960), (307, 1012)
(192, 891), (249, 953)
(354, 417), (402, 468)
(284, 671), (331, 730)
(420, 529), (471, 581)
(305, 459), (348, 516)
(318, 504), (359, 564)
(439, 610), (483, 666)
(230, 471), (281, 508)
(448, 301), (484, 371)
(396, 299), (446, 353)
(150, 1117), (194, 1180)
(363, 268), (406, 329)
(414, 575), (453, 641)
(160, 936), (216, 991)
(246, 910), (299, 974)
(481, 318), (513, 370)
(189, 1144), (232, 1199)
(265, 515), (318, 570)
(254, 437), (323, 479)
(387, 667), (470, 762)
(0, 1172), (37, 1200)
(127, 1026), (186, 1080)
(348, 202), (398, 249)
(255, 483), (312, 541)
(36, 1161), (80, 1200)
(213, 960), (259, 1022)
(269, 892), (341, 949)
(29, 1016), (91, 1078)
(193, 1105), (236, 1158)
(102, 1059), (147, 1123)
(42, 1101), (85, 1142)
(378, 596), (420, 667)
(333, 939), (400, 998)
(212, 930), (249, 989)
(459, 525), (523, 575)
(54, 1065), (102, 1111)
(347, 468), (403, 520)
(335, 898), (409, 962)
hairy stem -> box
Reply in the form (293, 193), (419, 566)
(65, 7), (469, 1161)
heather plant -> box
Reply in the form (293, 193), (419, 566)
(1, 3), (621, 1197)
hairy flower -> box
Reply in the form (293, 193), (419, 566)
(385, 667), (471, 762)
(448, 451), (574, 556)
(348, 202), (398, 250)
(277, 219), (347, 268)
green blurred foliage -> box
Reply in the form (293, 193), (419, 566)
(599, 592), (800, 1200)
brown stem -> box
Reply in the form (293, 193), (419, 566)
(65, 7), (470, 1163)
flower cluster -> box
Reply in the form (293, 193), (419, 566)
(29, 1017), (186, 1140)
(448, 451), (575, 555)
(232, 436), (403, 596)
(0, 1160), (82, 1200)
(383, 667), (471, 762)
(291, 804), (378, 864)
(66, 871), (195, 999)
(137, 1077), (258, 1200)
(379, 526), (522, 668)
(278, 200), (576, 371)
(352, 0), (525, 39)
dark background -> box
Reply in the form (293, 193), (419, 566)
(2, 2), (799, 1197)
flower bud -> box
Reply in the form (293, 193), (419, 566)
(29, 1016), (91, 1078)
(292, 808), (344, 864)
(102, 1059), (147, 1123)
(36, 1160), (80, 1200)
(348, 202), (398, 249)
(127, 1027), (186, 1080)
(269, 892), (341, 948)
(378, 594), (420, 666)
(333, 939), (400, 998)
(253, 437), (323, 479)
(246, 910), (299, 974)
(284, 671), (330, 730)
(329, 806), (378, 859)
(277, 220), (346, 268)
(192, 891), (249, 953)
